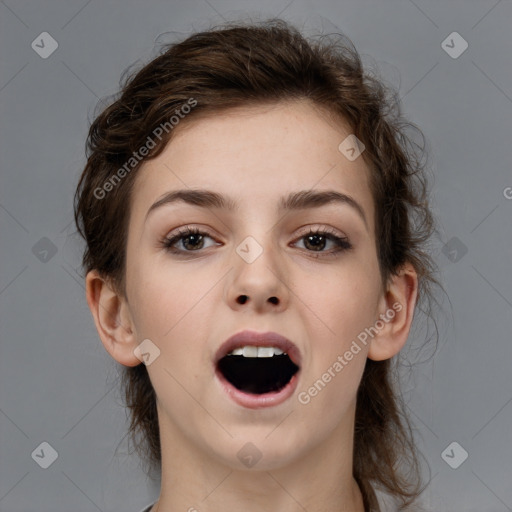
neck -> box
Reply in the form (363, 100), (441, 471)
(151, 404), (365, 512)
(152, 470), (364, 512)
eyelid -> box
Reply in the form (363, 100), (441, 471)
(163, 223), (347, 242)
(291, 225), (352, 257)
(160, 223), (352, 256)
(293, 224), (346, 239)
(165, 224), (219, 241)
(159, 225), (220, 257)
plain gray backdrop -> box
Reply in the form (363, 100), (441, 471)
(1, 1), (511, 511)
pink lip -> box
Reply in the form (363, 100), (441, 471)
(213, 330), (302, 409)
(215, 368), (300, 409)
(214, 330), (302, 366)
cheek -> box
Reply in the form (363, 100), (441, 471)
(127, 261), (212, 341)
(294, 269), (377, 430)
(298, 261), (382, 339)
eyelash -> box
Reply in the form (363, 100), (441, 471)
(160, 225), (352, 259)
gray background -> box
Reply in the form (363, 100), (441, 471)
(1, 1), (511, 511)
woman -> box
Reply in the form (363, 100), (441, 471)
(74, 19), (440, 512)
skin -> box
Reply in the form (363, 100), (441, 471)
(85, 100), (418, 512)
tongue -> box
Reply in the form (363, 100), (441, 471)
(218, 354), (299, 394)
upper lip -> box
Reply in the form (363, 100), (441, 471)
(214, 330), (302, 367)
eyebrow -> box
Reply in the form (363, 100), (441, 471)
(145, 188), (368, 229)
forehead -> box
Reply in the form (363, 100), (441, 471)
(129, 100), (374, 229)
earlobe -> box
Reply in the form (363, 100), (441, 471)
(367, 263), (418, 361)
(85, 270), (141, 367)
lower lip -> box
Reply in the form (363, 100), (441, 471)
(215, 367), (300, 409)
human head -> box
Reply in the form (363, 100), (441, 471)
(74, 19), (438, 510)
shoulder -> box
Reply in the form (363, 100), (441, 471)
(374, 488), (400, 512)
(374, 487), (427, 512)
(137, 503), (156, 512)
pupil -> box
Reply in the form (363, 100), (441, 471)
(184, 234), (203, 250)
(305, 235), (325, 251)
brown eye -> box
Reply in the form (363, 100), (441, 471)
(293, 228), (352, 257)
(303, 233), (328, 251)
(181, 233), (205, 250)
(162, 227), (217, 253)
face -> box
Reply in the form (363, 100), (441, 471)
(121, 100), (386, 470)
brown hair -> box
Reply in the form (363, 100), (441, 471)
(74, 18), (441, 511)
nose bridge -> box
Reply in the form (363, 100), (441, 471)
(232, 208), (277, 269)
(226, 227), (289, 310)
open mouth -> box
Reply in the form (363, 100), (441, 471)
(217, 346), (300, 395)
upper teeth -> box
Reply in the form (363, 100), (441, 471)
(227, 346), (285, 357)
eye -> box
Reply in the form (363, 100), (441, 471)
(161, 226), (218, 254)
(160, 225), (352, 258)
(292, 227), (352, 258)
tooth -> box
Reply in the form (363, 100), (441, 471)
(242, 346), (259, 357)
(227, 346), (286, 357)
(257, 347), (274, 357)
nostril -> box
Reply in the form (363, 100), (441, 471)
(236, 295), (279, 305)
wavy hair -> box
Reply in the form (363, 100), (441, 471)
(74, 19), (441, 511)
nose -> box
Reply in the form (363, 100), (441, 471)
(225, 236), (290, 314)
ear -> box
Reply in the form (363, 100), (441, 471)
(85, 269), (141, 367)
(367, 263), (418, 361)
